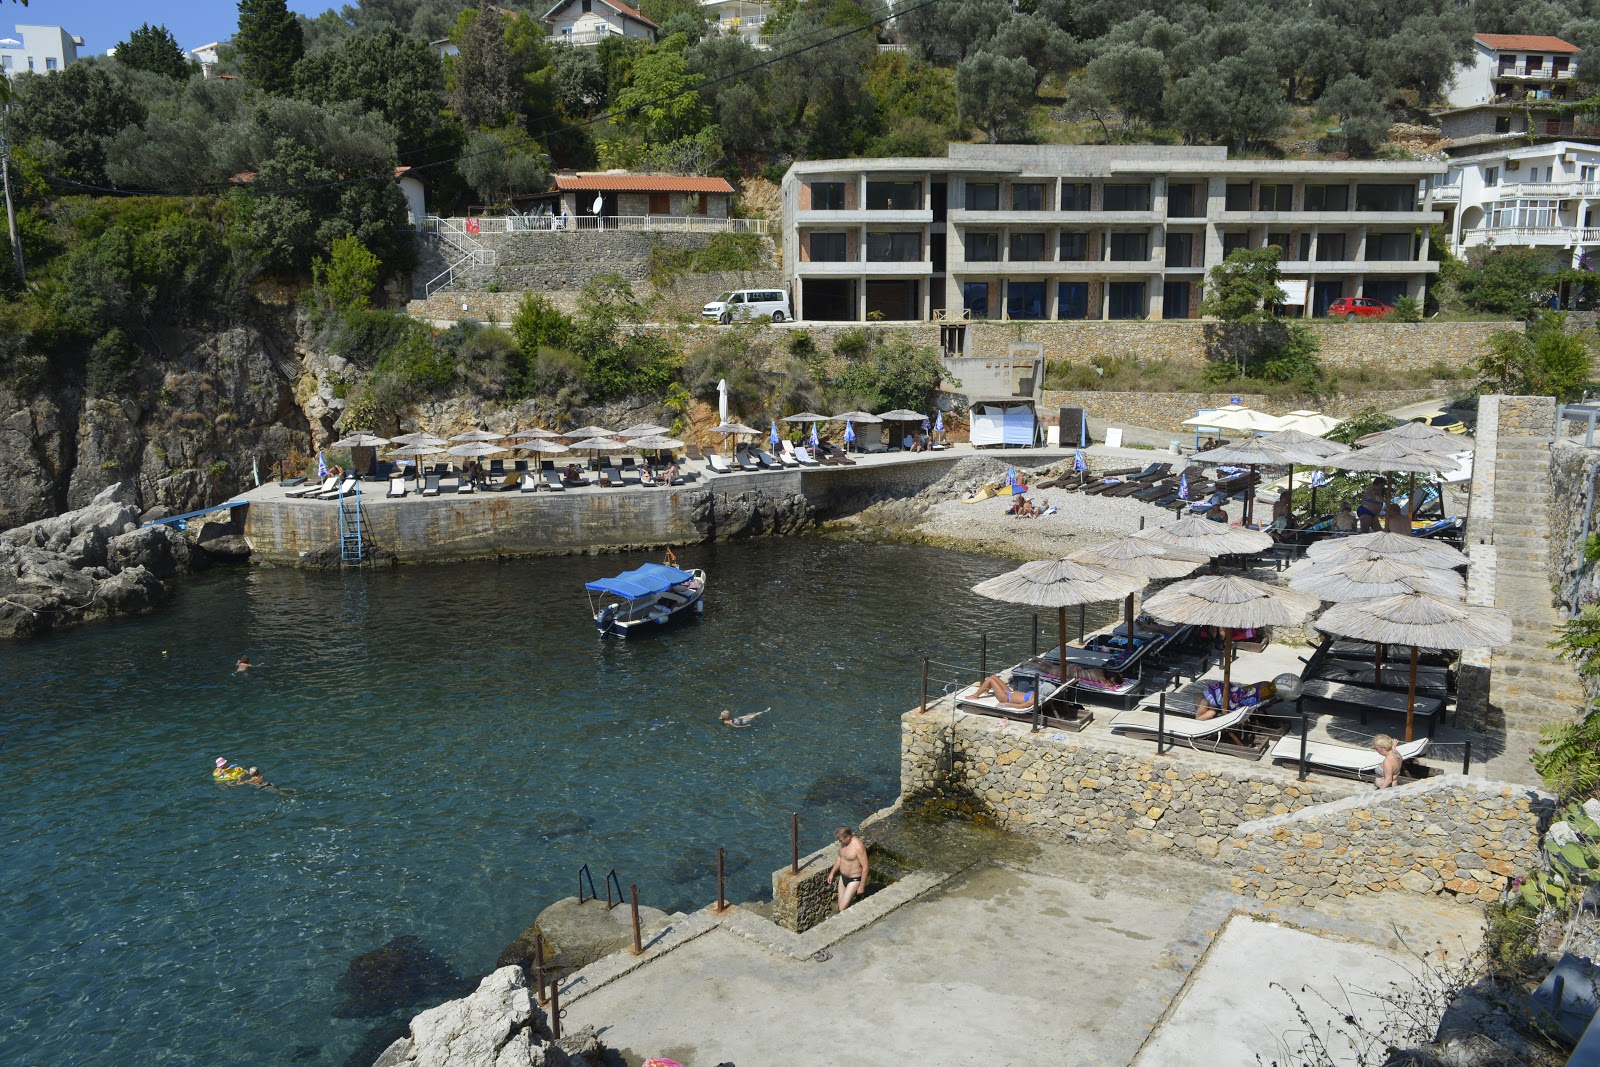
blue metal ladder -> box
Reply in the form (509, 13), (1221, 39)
(337, 484), (365, 565)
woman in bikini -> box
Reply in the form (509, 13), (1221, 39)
(971, 674), (1037, 707)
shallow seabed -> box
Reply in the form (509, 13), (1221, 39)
(0, 539), (1116, 1067)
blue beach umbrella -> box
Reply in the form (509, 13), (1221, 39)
(1179, 473), (1190, 500)
(809, 426), (819, 449)
(317, 451), (328, 478)
(934, 411), (944, 434)
(1073, 449), (1086, 472)
(844, 420), (856, 447)
(770, 421), (780, 448)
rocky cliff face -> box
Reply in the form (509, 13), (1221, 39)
(0, 315), (311, 530)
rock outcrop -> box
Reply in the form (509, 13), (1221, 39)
(0, 483), (211, 639)
(689, 487), (816, 540)
(372, 966), (599, 1067)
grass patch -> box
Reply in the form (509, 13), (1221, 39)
(1046, 352), (1475, 397)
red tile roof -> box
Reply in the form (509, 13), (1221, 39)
(555, 174), (735, 194)
(1476, 33), (1580, 53)
(605, 0), (659, 29)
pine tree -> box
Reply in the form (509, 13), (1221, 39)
(235, 0), (304, 95)
(115, 23), (190, 80)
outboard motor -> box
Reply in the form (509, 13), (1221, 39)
(596, 603), (620, 633)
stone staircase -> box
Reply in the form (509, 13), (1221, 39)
(1487, 434), (1587, 730)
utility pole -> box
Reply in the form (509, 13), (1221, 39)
(1, 94), (24, 285)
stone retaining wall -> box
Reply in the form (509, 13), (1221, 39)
(771, 843), (839, 934)
(1219, 776), (1550, 905)
(1036, 389), (1448, 435)
(406, 269), (785, 324)
(900, 709), (1356, 864)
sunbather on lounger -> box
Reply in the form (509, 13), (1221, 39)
(972, 675), (1039, 707)
(1372, 734), (1401, 788)
(1199, 680), (1275, 719)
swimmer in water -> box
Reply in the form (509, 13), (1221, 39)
(720, 708), (770, 728)
(213, 757), (247, 783)
(236, 655), (253, 672)
(244, 767), (274, 789)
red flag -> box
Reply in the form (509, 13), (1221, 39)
(665, 548), (678, 565)
(465, 218), (480, 235)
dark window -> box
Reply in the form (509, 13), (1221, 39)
(1366, 232), (1412, 261)
(1167, 183), (1201, 217)
(1060, 183), (1092, 210)
(1011, 183), (1045, 211)
(1222, 232), (1251, 256)
(1009, 232), (1046, 261)
(1162, 281), (1191, 319)
(1315, 233), (1348, 261)
(1297, 234), (1312, 260)
(809, 232), (847, 262)
(965, 232), (999, 262)
(648, 192), (670, 214)
(1266, 231), (1290, 252)
(930, 237), (946, 274)
(1258, 185), (1293, 211)
(1495, 116), (1512, 133)
(1225, 183), (1253, 211)
(965, 183), (999, 210)
(931, 182), (948, 222)
(1058, 282), (1089, 320)
(1526, 54), (1544, 72)
(1304, 184), (1349, 211)
(1355, 184), (1416, 212)
(1107, 282), (1147, 320)
(1059, 232), (1089, 260)
(582, 0), (590, 10)
(1108, 231), (1148, 260)
(963, 281), (990, 318)
(1103, 184), (1151, 211)
(867, 181), (921, 210)
(866, 232), (921, 261)
(1165, 232), (1193, 268)
(1554, 56), (1571, 74)
(811, 182), (845, 210)
(1007, 281), (1046, 319)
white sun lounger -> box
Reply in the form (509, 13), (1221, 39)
(313, 477), (358, 500)
(387, 477), (407, 499)
(707, 453), (735, 474)
(1108, 703), (1267, 756)
(793, 446), (821, 467)
(1269, 735), (1430, 778)
(288, 475), (338, 498)
(775, 446), (800, 468)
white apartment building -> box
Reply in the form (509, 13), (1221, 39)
(1430, 140), (1600, 267)
(701, 0), (773, 46)
(542, 0), (658, 45)
(0, 24), (82, 78)
(1445, 34), (1579, 109)
(781, 145), (1443, 322)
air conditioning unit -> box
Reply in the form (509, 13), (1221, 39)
(1507, 159), (1521, 171)
(1564, 151), (1579, 163)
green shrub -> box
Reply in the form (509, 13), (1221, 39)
(311, 235), (382, 316)
(647, 231), (766, 283)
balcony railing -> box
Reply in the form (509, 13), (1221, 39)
(1463, 224), (1582, 246)
(1496, 65), (1574, 79)
(555, 28), (629, 46)
(1497, 180), (1600, 198)
(503, 214), (766, 234)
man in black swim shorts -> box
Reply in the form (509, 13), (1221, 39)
(826, 826), (869, 912)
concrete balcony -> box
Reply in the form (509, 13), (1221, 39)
(948, 209), (1161, 225)
(1277, 258), (1439, 274)
(794, 260), (932, 275)
(1497, 181), (1600, 198)
(948, 258), (1161, 275)
(795, 209), (931, 225)
(1428, 185), (1461, 203)
(1214, 210), (1441, 225)
(1461, 225), (1587, 247)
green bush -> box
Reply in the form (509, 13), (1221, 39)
(646, 231), (767, 283)
(311, 235), (382, 316)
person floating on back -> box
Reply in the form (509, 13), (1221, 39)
(720, 708), (770, 728)
(213, 757), (247, 783)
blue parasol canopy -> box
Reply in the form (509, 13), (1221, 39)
(934, 412), (944, 433)
(844, 420), (856, 443)
(585, 563), (696, 600)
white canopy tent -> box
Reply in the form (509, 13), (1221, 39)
(969, 398), (1038, 448)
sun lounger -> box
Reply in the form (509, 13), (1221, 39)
(955, 682), (1094, 731)
(1109, 703), (1268, 758)
(823, 445), (855, 465)
(755, 449), (785, 470)
(483, 473), (520, 492)
(543, 470), (566, 491)
(1315, 660), (1451, 695)
(489, 459), (505, 475)
(288, 475), (339, 498)
(774, 447), (800, 468)
(1294, 679), (1445, 733)
(735, 451), (762, 472)
(420, 474), (441, 497)
(707, 453), (735, 474)
(686, 444), (704, 461)
(387, 477), (407, 499)
(314, 477), (358, 500)
(279, 476), (308, 488)
(520, 472), (540, 493)
(792, 446), (821, 467)
(1269, 734), (1431, 780)
(457, 478), (476, 494)
(817, 449), (842, 466)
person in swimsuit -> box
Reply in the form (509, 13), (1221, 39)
(827, 826), (869, 912)
(719, 708), (770, 728)
(971, 674), (1037, 707)
(1372, 734), (1402, 789)
(236, 655), (254, 672)
(1357, 479), (1387, 532)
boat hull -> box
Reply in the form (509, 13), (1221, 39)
(593, 569), (706, 638)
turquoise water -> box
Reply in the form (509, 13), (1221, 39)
(0, 540), (1113, 1066)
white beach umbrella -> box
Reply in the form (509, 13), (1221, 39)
(1273, 411), (1342, 436)
(563, 425), (617, 440)
(448, 429), (505, 443)
(330, 431), (391, 448)
(972, 559), (1147, 674)
(447, 442), (507, 457)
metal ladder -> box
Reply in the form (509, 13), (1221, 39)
(337, 484), (365, 565)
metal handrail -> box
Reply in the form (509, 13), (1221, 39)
(577, 863), (598, 904)
(1557, 403), (1600, 448)
(504, 213), (766, 234)
(603, 868), (623, 910)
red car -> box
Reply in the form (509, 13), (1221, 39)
(1327, 297), (1394, 320)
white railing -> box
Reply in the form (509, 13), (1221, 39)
(1498, 65), (1574, 79)
(1429, 185), (1461, 201)
(1498, 181), (1600, 198)
(504, 213), (766, 234)
(555, 28), (629, 45)
(421, 216), (497, 297)
(1463, 225), (1583, 247)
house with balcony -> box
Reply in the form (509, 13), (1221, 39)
(780, 145), (1443, 322)
(543, 0), (658, 45)
(1428, 140), (1600, 267)
(1436, 34), (1582, 145)
(700, 0), (773, 46)
(1, 24), (82, 78)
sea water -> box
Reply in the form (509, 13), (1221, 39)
(0, 539), (1115, 1066)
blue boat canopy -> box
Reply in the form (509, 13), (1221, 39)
(585, 563), (696, 600)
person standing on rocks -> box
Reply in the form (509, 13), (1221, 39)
(827, 826), (869, 912)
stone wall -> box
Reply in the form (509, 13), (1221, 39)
(1037, 389), (1449, 435)
(406, 269), (785, 324)
(1219, 776), (1551, 905)
(771, 843), (839, 934)
(1550, 439), (1600, 713)
(900, 709), (1356, 864)
(1496, 394), (1558, 437)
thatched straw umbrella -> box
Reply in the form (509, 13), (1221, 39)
(1068, 540), (1205, 642)
(1141, 575), (1320, 712)
(507, 428), (561, 441)
(383, 442), (443, 483)
(1315, 591), (1511, 740)
(1135, 515), (1274, 558)
(1357, 420), (1464, 453)
(1305, 530), (1468, 570)
(1289, 556), (1466, 602)
(971, 559), (1147, 676)
(1262, 428), (1349, 517)
(391, 432), (448, 448)
(448, 429), (506, 443)
(563, 425), (617, 440)
(1201, 436), (1323, 525)
(616, 423), (671, 439)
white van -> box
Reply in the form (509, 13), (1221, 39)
(702, 289), (792, 324)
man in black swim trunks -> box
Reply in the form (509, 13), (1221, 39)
(826, 826), (869, 912)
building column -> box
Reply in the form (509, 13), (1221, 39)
(858, 277), (868, 322)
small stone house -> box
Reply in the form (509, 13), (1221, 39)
(552, 173), (736, 221)
(542, 0), (658, 44)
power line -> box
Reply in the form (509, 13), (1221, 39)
(42, 0), (927, 201)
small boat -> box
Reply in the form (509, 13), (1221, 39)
(585, 562), (706, 638)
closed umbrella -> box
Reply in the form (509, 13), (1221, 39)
(1315, 591), (1512, 740)
(843, 420), (856, 450)
(934, 410), (945, 444)
(971, 559), (1147, 681)
(1069, 540), (1204, 641)
(1142, 575), (1320, 712)
(1135, 515), (1274, 557)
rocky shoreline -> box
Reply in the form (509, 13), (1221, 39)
(0, 483), (247, 640)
